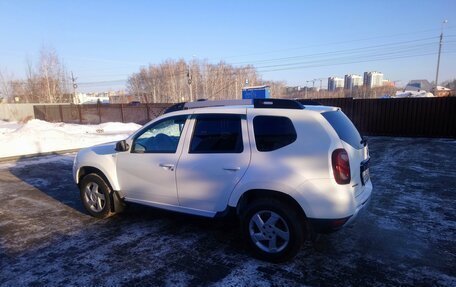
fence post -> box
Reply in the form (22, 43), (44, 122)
(120, 104), (124, 123)
(78, 105), (82, 124)
(146, 104), (151, 121)
(98, 102), (102, 124)
(59, 105), (63, 122)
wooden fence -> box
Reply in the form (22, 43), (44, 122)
(34, 97), (456, 138)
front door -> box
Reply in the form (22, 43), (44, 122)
(117, 115), (188, 205)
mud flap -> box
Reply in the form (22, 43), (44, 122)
(111, 190), (126, 213)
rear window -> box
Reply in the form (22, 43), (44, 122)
(322, 111), (363, 149)
(190, 114), (243, 153)
(253, 116), (297, 152)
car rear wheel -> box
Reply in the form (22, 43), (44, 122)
(80, 173), (113, 219)
(241, 198), (304, 262)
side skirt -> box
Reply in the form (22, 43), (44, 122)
(124, 197), (217, 218)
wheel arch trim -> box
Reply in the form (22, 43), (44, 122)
(229, 185), (311, 220)
(77, 165), (120, 192)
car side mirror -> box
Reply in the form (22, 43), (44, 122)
(115, 140), (129, 152)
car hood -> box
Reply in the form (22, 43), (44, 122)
(79, 141), (118, 156)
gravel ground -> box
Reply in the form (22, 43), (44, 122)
(0, 137), (455, 286)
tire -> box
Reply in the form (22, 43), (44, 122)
(80, 173), (114, 219)
(241, 198), (304, 262)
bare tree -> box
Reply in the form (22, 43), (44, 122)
(0, 68), (13, 102)
(127, 58), (285, 103)
(9, 48), (70, 103)
(37, 47), (69, 103)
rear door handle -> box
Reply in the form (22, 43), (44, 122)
(159, 163), (175, 171)
(223, 167), (240, 171)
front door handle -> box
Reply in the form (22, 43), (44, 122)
(223, 167), (240, 171)
(159, 163), (175, 171)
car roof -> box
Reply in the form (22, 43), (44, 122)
(163, 99), (338, 116)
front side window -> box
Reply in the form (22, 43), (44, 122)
(253, 116), (297, 152)
(133, 115), (187, 153)
(190, 114), (243, 153)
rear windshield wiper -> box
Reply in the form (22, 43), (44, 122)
(360, 136), (368, 146)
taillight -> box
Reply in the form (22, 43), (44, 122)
(332, 149), (351, 184)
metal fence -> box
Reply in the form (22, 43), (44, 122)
(299, 97), (456, 138)
(33, 103), (172, 125)
(34, 97), (456, 138)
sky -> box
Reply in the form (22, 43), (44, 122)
(0, 0), (455, 92)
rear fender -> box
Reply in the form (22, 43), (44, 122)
(228, 181), (313, 218)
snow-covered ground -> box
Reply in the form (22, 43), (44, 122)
(0, 119), (141, 158)
(0, 137), (455, 286)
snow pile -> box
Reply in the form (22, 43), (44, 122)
(0, 119), (141, 158)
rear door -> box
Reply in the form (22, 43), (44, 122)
(176, 112), (250, 212)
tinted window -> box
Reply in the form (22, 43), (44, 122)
(190, 114), (243, 153)
(253, 116), (297, 152)
(133, 115), (187, 153)
(322, 111), (363, 149)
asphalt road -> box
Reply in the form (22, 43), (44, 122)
(0, 137), (455, 286)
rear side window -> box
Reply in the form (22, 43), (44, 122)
(322, 111), (363, 149)
(190, 114), (243, 153)
(253, 116), (297, 152)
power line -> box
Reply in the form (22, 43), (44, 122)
(75, 35), (456, 79)
(253, 42), (443, 70)
(73, 35), (456, 87)
(258, 51), (456, 73)
(220, 27), (456, 60)
(75, 48), (456, 87)
(232, 37), (440, 66)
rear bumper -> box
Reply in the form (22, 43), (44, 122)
(308, 190), (371, 233)
(308, 217), (352, 233)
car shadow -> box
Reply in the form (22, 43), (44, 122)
(8, 153), (86, 214)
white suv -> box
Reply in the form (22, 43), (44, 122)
(73, 99), (372, 262)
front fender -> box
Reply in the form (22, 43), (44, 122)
(74, 143), (120, 191)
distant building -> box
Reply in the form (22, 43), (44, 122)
(404, 79), (432, 92)
(75, 93), (109, 104)
(286, 86), (302, 93)
(382, 79), (395, 87)
(344, 74), (363, 90)
(327, 77), (344, 91)
(363, 71), (384, 88)
(242, 85), (271, 99)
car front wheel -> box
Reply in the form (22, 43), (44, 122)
(80, 173), (113, 219)
(241, 198), (304, 262)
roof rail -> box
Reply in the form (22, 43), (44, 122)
(297, 99), (322, 106)
(163, 102), (187, 114)
(163, 98), (304, 114)
(185, 99), (251, 109)
(253, 99), (304, 109)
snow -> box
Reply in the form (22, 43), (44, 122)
(0, 119), (141, 158)
(395, 90), (434, 98)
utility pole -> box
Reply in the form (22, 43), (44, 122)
(435, 20), (448, 89)
(305, 80), (312, 98)
(235, 79), (238, 99)
(187, 67), (193, 102)
(71, 72), (78, 104)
